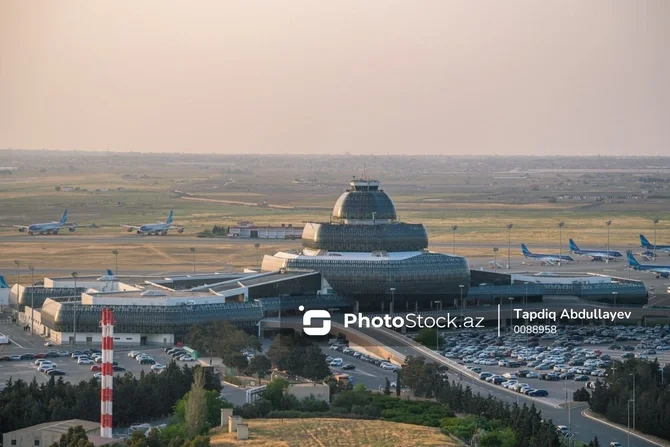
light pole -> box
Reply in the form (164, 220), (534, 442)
(606, 220), (612, 264)
(506, 224), (513, 268)
(628, 398), (632, 447)
(630, 372), (636, 431)
(612, 291), (618, 307)
(14, 260), (20, 287)
(28, 264), (35, 334)
(565, 374), (571, 435)
(451, 225), (458, 255)
(390, 287), (396, 316)
(493, 247), (499, 270)
(653, 218), (659, 260)
(112, 250), (119, 275)
(459, 284), (465, 318)
(71, 272), (78, 345)
(558, 222), (564, 266)
(254, 243), (261, 269)
(508, 297), (514, 331)
(189, 247), (196, 274)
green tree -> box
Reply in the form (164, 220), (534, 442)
(247, 355), (272, 385)
(49, 425), (94, 447)
(262, 377), (289, 409)
(414, 328), (441, 349)
(185, 368), (208, 438)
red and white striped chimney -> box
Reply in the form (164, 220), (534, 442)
(100, 308), (114, 438)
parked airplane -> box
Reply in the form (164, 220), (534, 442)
(13, 210), (77, 235)
(121, 210), (184, 235)
(639, 234), (670, 254)
(626, 251), (670, 278)
(568, 239), (622, 261)
(521, 244), (574, 265)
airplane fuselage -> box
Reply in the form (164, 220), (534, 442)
(24, 222), (71, 235)
(136, 223), (171, 235)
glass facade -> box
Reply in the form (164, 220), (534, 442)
(332, 188), (397, 221)
(302, 223), (428, 252)
(284, 252), (470, 308)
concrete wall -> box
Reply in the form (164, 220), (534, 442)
(48, 330), (173, 346)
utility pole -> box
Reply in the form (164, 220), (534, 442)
(451, 225), (458, 255)
(112, 250), (119, 275)
(459, 284), (465, 319)
(558, 222), (564, 266)
(493, 247), (499, 270)
(390, 287), (396, 316)
(506, 224), (513, 268)
(509, 297), (514, 331)
(71, 272), (78, 346)
(28, 264), (35, 334)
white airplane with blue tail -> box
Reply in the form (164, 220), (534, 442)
(121, 210), (184, 235)
(13, 210), (77, 235)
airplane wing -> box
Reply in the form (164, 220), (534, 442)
(13, 225), (29, 230)
(121, 224), (140, 229)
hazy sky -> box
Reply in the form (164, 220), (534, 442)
(1, 1), (668, 155)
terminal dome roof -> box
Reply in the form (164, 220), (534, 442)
(332, 179), (397, 222)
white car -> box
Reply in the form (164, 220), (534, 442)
(180, 355), (194, 362)
(128, 351), (140, 358)
(526, 372), (539, 379)
(151, 363), (166, 371)
(78, 358), (94, 365)
(38, 363), (57, 372)
(93, 373), (103, 380)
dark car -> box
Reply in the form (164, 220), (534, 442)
(140, 358), (156, 365)
(341, 364), (355, 370)
(0, 356), (11, 361)
(574, 375), (589, 381)
(46, 351), (60, 358)
(90, 349), (102, 354)
(47, 369), (66, 376)
(622, 346), (635, 351)
(559, 373), (575, 380)
(112, 366), (126, 372)
(529, 389), (549, 397)
(20, 353), (35, 360)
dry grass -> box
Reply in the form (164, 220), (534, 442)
(210, 418), (457, 447)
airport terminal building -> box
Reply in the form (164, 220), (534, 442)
(261, 179), (471, 310)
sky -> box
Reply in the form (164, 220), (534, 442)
(1, 1), (668, 156)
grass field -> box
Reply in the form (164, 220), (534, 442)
(3, 152), (670, 279)
(210, 418), (458, 447)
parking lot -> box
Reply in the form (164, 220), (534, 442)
(0, 338), (197, 387)
(435, 324), (670, 407)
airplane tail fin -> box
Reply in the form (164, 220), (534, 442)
(60, 210), (68, 224)
(639, 234), (652, 248)
(106, 269), (115, 277)
(0, 275), (7, 289)
(521, 244), (531, 255)
(568, 239), (579, 252)
(166, 210), (174, 224)
(626, 250), (640, 267)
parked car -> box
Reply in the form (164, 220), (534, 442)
(342, 364), (355, 370)
(93, 373), (103, 380)
(140, 358), (156, 365)
(78, 358), (94, 365)
(90, 365), (102, 371)
(151, 363), (166, 372)
(112, 366), (126, 372)
(529, 389), (548, 397)
(47, 369), (66, 376)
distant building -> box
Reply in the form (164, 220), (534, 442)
(2, 419), (115, 447)
(230, 221), (304, 239)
